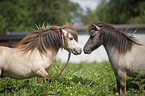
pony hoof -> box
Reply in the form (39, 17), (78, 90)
(115, 93), (119, 95)
(49, 79), (52, 83)
(47, 77), (52, 83)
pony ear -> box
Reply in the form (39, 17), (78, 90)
(92, 32), (98, 36)
(60, 28), (63, 35)
(93, 24), (101, 31)
(61, 29), (68, 36)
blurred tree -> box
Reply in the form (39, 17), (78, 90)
(0, 0), (82, 34)
(127, 2), (145, 24)
(82, 0), (145, 24)
(81, 8), (99, 25)
(106, 0), (145, 24)
(81, 0), (109, 25)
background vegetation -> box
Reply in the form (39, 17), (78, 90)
(82, 0), (145, 25)
(0, 61), (145, 96)
(0, 0), (145, 34)
(0, 0), (82, 33)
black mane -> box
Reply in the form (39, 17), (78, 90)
(91, 23), (141, 53)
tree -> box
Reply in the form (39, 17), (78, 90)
(82, 0), (145, 24)
(127, 2), (145, 24)
(0, 0), (82, 34)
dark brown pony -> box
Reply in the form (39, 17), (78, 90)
(84, 23), (145, 94)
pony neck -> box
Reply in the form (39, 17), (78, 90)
(101, 32), (135, 54)
(104, 45), (120, 56)
(27, 48), (58, 61)
(103, 45), (121, 64)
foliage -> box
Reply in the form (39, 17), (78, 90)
(1, 0), (145, 34)
(0, 0), (82, 34)
(82, 0), (145, 24)
(0, 61), (145, 95)
(127, 2), (145, 24)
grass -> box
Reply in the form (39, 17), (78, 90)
(0, 61), (145, 96)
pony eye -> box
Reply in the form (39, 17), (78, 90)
(91, 35), (94, 38)
(69, 37), (73, 40)
(91, 33), (96, 37)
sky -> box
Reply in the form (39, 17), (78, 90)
(70, 0), (100, 25)
(70, 0), (100, 11)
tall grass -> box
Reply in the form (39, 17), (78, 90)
(0, 61), (145, 96)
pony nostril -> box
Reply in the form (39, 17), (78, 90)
(72, 47), (82, 55)
(78, 48), (82, 54)
(84, 48), (91, 54)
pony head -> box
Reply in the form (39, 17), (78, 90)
(17, 23), (82, 55)
(62, 23), (82, 55)
(83, 23), (103, 54)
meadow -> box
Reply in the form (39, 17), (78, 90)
(0, 61), (145, 96)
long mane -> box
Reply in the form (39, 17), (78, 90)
(62, 23), (78, 42)
(17, 26), (63, 54)
(17, 23), (78, 54)
(90, 23), (142, 53)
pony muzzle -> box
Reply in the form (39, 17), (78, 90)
(83, 47), (92, 54)
(72, 47), (82, 55)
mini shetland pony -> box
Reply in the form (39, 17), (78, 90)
(0, 23), (81, 82)
(83, 23), (145, 94)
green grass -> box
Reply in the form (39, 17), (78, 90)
(0, 61), (145, 96)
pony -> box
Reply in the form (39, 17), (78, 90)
(83, 23), (145, 94)
(0, 23), (82, 82)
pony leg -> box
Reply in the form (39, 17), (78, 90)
(37, 77), (44, 83)
(0, 69), (5, 78)
(35, 69), (52, 82)
(0, 69), (1, 78)
(115, 70), (126, 94)
(115, 73), (122, 94)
